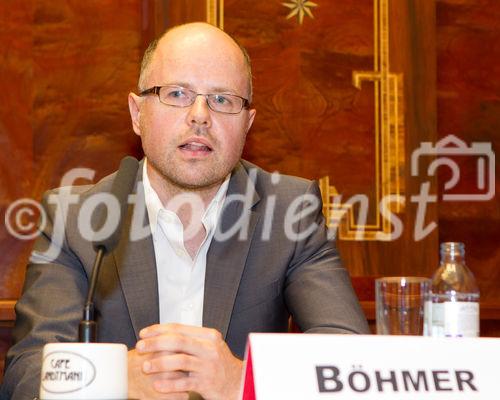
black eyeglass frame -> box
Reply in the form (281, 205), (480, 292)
(139, 85), (251, 114)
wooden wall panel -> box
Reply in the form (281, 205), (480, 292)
(228, 0), (377, 190)
(0, 0), (34, 300)
(141, 0), (206, 50)
(31, 0), (144, 191)
(224, 0), (438, 282)
(0, 0), (144, 302)
(436, 0), (500, 304)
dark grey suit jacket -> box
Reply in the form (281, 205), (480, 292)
(1, 160), (369, 399)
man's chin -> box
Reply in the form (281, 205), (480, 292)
(169, 174), (226, 192)
(152, 158), (236, 192)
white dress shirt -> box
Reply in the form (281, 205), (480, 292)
(142, 160), (229, 327)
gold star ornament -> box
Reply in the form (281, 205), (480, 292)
(283, 0), (318, 25)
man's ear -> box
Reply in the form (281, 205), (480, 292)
(128, 92), (142, 136)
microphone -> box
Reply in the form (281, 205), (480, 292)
(79, 156), (139, 342)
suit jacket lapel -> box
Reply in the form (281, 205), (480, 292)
(203, 162), (261, 338)
(113, 161), (159, 340)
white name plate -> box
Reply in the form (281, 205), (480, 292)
(241, 334), (500, 400)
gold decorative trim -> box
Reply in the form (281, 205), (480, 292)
(320, 0), (405, 241)
(283, 1), (318, 25)
(206, 0), (224, 29)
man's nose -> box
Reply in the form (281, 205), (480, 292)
(187, 95), (211, 127)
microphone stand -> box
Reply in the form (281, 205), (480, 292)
(76, 156), (138, 344)
(78, 246), (106, 343)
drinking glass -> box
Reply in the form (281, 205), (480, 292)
(376, 276), (430, 335)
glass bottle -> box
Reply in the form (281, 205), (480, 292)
(424, 242), (480, 337)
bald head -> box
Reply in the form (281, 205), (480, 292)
(138, 23), (253, 102)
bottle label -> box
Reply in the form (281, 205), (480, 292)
(427, 301), (479, 337)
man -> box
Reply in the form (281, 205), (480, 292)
(1, 23), (369, 399)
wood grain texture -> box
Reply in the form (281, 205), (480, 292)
(0, 0), (144, 300)
(224, 0), (439, 283)
(141, 0), (206, 51)
(436, 0), (500, 303)
(227, 0), (377, 191)
(0, 0), (34, 301)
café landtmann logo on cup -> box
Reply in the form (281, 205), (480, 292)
(41, 351), (96, 393)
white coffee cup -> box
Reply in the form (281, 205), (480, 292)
(39, 342), (128, 399)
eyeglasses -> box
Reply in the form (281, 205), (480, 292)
(139, 85), (250, 114)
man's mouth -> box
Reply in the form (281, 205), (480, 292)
(179, 141), (213, 153)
